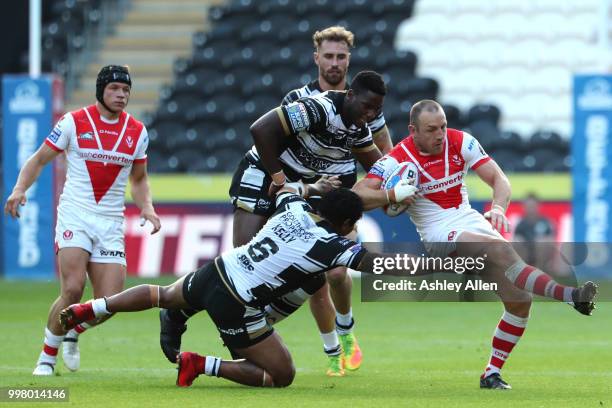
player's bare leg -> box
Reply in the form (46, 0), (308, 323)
(34, 248), (89, 376)
(59, 279), (295, 387)
(60, 277), (189, 331)
(232, 209), (268, 247)
(178, 332), (295, 387)
(61, 262), (127, 372)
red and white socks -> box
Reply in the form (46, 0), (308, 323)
(36, 328), (64, 368)
(505, 260), (574, 302)
(482, 311), (528, 379)
(65, 322), (92, 340)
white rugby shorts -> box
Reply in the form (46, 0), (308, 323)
(421, 208), (503, 257)
(55, 203), (126, 265)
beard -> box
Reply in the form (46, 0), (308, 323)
(321, 68), (346, 86)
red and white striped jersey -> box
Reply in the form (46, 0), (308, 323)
(45, 105), (148, 219)
(366, 128), (491, 231)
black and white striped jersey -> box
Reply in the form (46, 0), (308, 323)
(248, 91), (377, 178)
(281, 79), (387, 137)
(221, 192), (367, 306)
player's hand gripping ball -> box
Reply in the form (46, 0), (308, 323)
(382, 162), (419, 217)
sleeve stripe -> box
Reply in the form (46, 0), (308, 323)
(133, 157), (147, 164)
(351, 144), (377, 153)
(44, 139), (63, 152)
(372, 125), (389, 139)
(471, 156), (491, 170)
(365, 173), (384, 180)
(275, 107), (291, 136)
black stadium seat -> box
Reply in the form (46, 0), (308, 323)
(466, 104), (501, 127)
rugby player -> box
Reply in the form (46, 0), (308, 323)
(4, 65), (161, 375)
(352, 99), (598, 389)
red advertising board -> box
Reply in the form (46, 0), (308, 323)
(124, 204), (234, 276)
(125, 201), (572, 276)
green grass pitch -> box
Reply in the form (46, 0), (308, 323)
(0, 278), (610, 407)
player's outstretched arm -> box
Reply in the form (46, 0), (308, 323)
(305, 175), (342, 197)
(129, 162), (161, 234)
(4, 143), (59, 218)
(250, 108), (289, 196)
(352, 176), (418, 211)
(474, 160), (511, 233)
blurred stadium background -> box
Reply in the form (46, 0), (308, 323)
(1, 0), (611, 279)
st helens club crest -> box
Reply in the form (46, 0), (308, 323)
(447, 231), (457, 241)
(126, 135), (133, 148)
(63, 230), (73, 240)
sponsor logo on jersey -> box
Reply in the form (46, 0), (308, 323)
(257, 198), (270, 210)
(468, 138), (476, 151)
(423, 159), (443, 168)
(278, 212), (315, 241)
(369, 162), (385, 179)
(126, 135), (133, 148)
(78, 131), (94, 140)
(63, 230), (73, 240)
(99, 249), (125, 258)
(48, 126), (62, 143)
(238, 254), (255, 271)
(218, 327), (245, 335)
(349, 243), (362, 254)
(286, 102), (310, 132)
(99, 129), (119, 136)
(419, 172), (464, 193)
(77, 151), (133, 165)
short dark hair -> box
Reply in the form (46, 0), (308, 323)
(409, 99), (442, 127)
(349, 71), (386, 96)
(318, 188), (363, 227)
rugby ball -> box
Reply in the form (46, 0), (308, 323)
(382, 162), (419, 217)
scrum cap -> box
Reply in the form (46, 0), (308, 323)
(96, 65), (131, 104)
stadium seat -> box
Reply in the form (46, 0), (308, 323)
(463, 120), (500, 151)
(488, 150), (522, 172)
(441, 104), (463, 130)
(465, 104), (501, 127)
(528, 130), (563, 151)
(393, 77), (439, 102)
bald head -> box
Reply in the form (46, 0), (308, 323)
(409, 100), (447, 155)
(410, 100), (443, 128)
